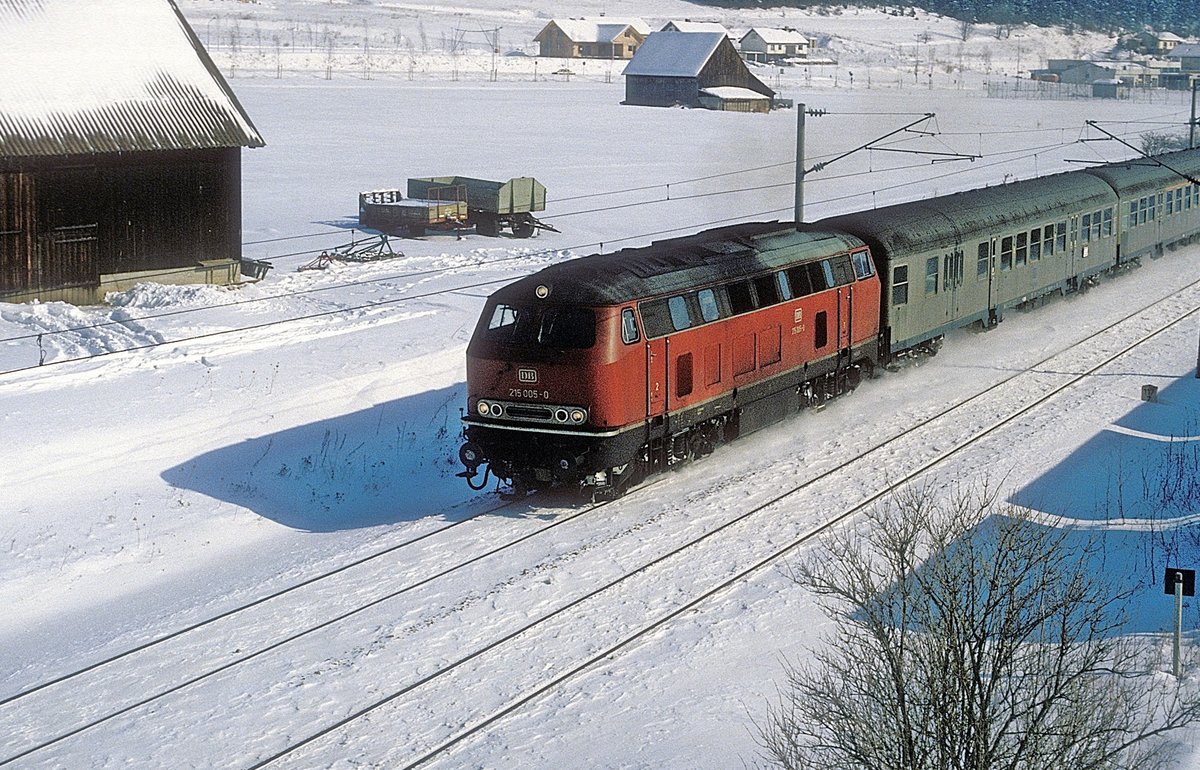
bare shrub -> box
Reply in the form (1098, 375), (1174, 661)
(757, 485), (1200, 770)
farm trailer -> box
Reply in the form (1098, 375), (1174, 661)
(407, 176), (554, 237)
(358, 189), (468, 238)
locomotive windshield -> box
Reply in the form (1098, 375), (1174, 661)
(484, 303), (596, 349)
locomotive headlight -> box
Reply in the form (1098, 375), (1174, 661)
(477, 401), (491, 416)
(490, 403), (504, 417)
(553, 408), (569, 423)
(570, 409), (587, 424)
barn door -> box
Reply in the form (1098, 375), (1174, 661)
(38, 223), (97, 292)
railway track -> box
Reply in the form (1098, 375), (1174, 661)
(2, 275), (1197, 767)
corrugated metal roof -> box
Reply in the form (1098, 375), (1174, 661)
(624, 32), (725, 78)
(0, 0), (264, 158)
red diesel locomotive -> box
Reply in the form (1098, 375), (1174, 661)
(457, 222), (882, 497)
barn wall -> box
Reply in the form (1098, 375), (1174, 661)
(625, 75), (700, 107)
(0, 147), (242, 301)
(699, 40), (774, 97)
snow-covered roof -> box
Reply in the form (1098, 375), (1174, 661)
(742, 27), (810, 45)
(1158, 32), (1186, 43)
(0, 0), (264, 158)
(700, 86), (771, 100)
(623, 32), (725, 78)
(1168, 43), (1200, 58)
(542, 17), (651, 44)
(662, 20), (732, 36)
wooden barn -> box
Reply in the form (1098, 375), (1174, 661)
(0, 0), (264, 304)
(623, 32), (774, 110)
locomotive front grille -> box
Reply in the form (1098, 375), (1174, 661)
(474, 398), (589, 426)
(505, 404), (554, 420)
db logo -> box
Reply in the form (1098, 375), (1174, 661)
(518, 368), (538, 383)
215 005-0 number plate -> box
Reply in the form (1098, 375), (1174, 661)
(509, 388), (550, 400)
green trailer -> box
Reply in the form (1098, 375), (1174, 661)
(406, 176), (554, 237)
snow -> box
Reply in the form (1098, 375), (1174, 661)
(2, 1), (1200, 768)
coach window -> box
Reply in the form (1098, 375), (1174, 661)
(1016, 232), (1028, 265)
(851, 250), (874, 279)
(1042, 225), (1054, 257)
(925, 257), (938, 295)
(892, 265), (909, 306)
(1091, 210), (1102, 241)
(1127, 201), (1138, 229)
(1080, 213), (1092, 243)
(753, 274), (781, 306)
(1029, 228), (1041, 261)
(698, 289), (720, 323)
(727, 281), (755, 315)
(1000, 236), (1013, 271)
(976, 242), (989, 279)
(814, 311), (828, 349)
(1168, 190), (1176, 215)
(1102, 208), (1113, 237)
(668, 296), (692, 331)
(621, 308), (640, 344)
(1055, 222), (1067, 252)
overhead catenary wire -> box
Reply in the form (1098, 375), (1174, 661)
(0, 122), (1178, 377)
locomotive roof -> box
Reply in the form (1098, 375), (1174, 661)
(816, 169), (1115, 260)
(492, 222), (866, 306)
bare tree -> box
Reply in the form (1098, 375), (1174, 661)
(958, 17), (974, 41)
(757, 485), (1200, 770)
(1141, 131), (1190, 155)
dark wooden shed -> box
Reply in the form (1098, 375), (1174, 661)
(0, 0), (264, 304)
(623, 32), (774, 109)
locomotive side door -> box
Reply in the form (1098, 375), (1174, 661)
(646, 336), (667, 421)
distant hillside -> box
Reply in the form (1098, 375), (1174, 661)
(690, 1), (1198, 38)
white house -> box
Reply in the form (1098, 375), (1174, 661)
(739, 28), (811, 63)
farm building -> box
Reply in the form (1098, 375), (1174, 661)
(0, 0), (264, 304)
(1168, 43), (1200, 74)
(533, 18), (651, 59)
(660, 20), (734, 38)
(739, 28), (812, 63)
(623, 32), (774, 110)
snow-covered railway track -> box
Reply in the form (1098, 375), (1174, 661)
(3, 277), (1197, 768)
(242, 284), (1200, 768)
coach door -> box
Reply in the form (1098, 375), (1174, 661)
(980, 239), (998, 326)
(943, 248), (964, 323)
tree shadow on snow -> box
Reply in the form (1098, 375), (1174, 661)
(162, 383), (520, 532)
(1004, 373), (1200, 635)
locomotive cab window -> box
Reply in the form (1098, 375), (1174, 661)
(488, 303), (520, 332)
(621, 308), (640, 344)
(851, 250), (874, 279)
(484, 303), (595, 349)
(537, 307), (596, 349)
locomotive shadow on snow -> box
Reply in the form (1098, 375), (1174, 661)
(161, 383), (528, 532)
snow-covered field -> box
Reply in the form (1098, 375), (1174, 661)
(2, 1), (1200, 767)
